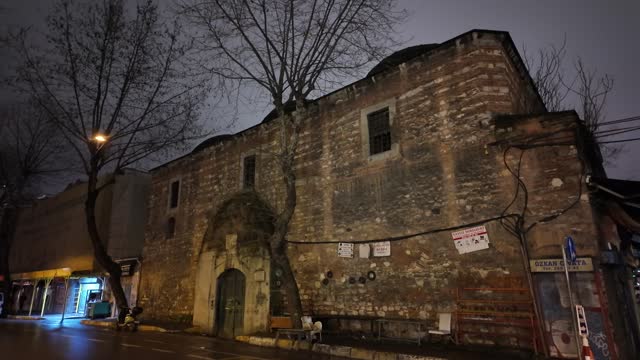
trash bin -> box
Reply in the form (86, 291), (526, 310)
(87, 302), (111, 319)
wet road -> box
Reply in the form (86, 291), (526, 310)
(0, 319), (340, 360)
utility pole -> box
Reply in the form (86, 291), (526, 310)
(562, 237), (582, 358)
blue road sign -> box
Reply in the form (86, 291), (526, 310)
(566, 236), (577, 263)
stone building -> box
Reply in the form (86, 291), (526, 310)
(138, 30), (622, 358)
(9, 169), (149, 318)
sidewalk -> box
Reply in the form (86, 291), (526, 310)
(235, 334), (535, 360)
(6, 314), (44, 320)
(79, 319), (535, 360)
(80, 317), (195, 333)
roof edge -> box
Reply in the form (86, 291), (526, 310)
(151, 29), (543, 172)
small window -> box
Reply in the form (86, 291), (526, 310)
(169, 180), (180, 208)
(166, 217), (176, 239)
(243, 155), (256, 189)
(367, 108), (391, 155)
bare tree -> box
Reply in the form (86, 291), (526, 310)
(10, 0), (208, 317)
(524, 41), (617, 162)
(523, 39), (570, 112)
(570, 58), (614, 134)
(179, 0), (405, 327)
(0, 101), (68, 317)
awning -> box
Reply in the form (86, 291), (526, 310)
(11, 268), (73, 280)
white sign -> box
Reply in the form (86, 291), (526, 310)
(373, 241), (391, 257)
(576, 304), (589, 336)
(338, 242), (354, 258)
(359, 244), (370, 258)
(451, 225), (490, 254)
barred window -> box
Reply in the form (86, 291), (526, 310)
(243, 155), (256, 189)
(367, 108), (391, 155)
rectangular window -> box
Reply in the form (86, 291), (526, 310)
(169, 180), (180, 208)
(243, 155), (256, 189)
(367, 108), (392, 155)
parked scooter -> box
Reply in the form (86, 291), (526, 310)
(115, 306), (143, 332)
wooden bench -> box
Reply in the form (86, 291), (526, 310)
(270, 316), (293, 331)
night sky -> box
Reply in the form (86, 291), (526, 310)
(1, 0), (638, 181)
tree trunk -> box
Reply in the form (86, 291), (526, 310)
(271, 248), (303, 328)
(269, 106), (304, 329)
(84, 173), (128, 320)
(0, 207), (17, 318)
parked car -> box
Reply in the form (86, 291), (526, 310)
(0, 292), (4, 314)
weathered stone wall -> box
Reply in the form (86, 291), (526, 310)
(138, 30), (596, 339)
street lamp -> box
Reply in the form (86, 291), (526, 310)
(93, 134), (108, 143)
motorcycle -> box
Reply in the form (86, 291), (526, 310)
(115, 306), (143, 332)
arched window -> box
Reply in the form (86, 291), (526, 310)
(166, 217), (176, 239)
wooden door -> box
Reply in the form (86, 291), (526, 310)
(216, 269), (245, 338)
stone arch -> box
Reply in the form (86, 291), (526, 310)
(200, 190), (275, 254)
(193, 191), (275, 335)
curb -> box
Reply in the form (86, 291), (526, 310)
(235, 335), (446, 360)
(80, 319), (174, 333)
(7, 315), (44, 320)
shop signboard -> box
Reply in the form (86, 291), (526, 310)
(529, 257), (593, 272)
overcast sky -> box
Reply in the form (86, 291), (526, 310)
(1, 0), (638, 180)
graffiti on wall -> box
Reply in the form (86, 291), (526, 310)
(535, 272), (611, 360)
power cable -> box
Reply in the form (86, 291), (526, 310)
(597, 115), (640, 126)
(286, 214), (520, 245)
(597, 136), (640, 145)
(594, 125), (640, 137)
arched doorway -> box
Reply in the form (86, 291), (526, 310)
(216, 269), (245, 338)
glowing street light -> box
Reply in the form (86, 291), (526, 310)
(93, 134), (108, 143)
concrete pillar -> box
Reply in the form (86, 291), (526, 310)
(27, 280), (38, 316)
(40, 278), (52, 317)
(60, 278), (69, 324)
(15, 284), (24, 313)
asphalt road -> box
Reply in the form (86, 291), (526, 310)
(0, 318), (341, 360)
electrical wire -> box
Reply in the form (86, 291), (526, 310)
(500, 146), (525, 238)
(286, 214), (520, 245)
(593, 126), (640, 138)
(597, 115), (640, 126)
(520, 124), (640, 146)
(597, 136), (640, 144)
